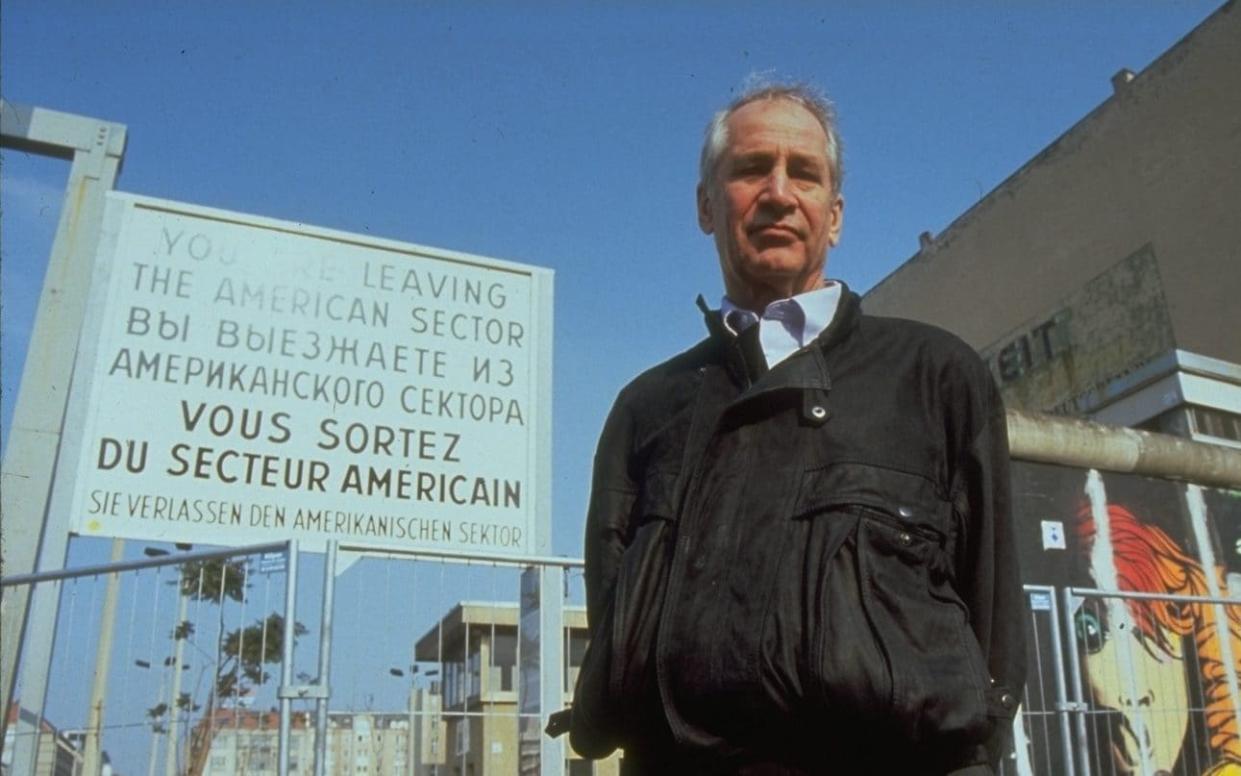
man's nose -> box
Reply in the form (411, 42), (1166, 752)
(761, 168), (796, 208)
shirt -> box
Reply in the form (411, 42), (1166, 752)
(720, 281), (842, 367)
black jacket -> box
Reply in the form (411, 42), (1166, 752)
(570, 287), (1025, 775)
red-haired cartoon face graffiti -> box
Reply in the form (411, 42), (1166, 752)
(1075, 596), (1191, 773)
(1075, 503), (1241, 776)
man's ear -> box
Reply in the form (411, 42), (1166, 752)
(697, 183), (715, 235)
(827, 193), (845, 247)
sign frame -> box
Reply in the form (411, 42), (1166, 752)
(51, 191), (554, 559)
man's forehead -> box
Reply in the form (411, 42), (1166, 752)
(723, 99), (828, 154)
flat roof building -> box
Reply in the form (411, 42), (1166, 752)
(413, 602), (618, 776)
(2, 704), (84, 776)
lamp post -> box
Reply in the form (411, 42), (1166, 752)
(389, 666), (416, 775)
(163, 543), (193, 776)
(138, 659), (165, 776)
(133, 545), (194, 776)
(165, 582), (189, 776)
(82, 539), (124, 776)
(392, 666), (441, 774)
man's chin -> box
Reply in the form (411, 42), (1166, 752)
(750, 245), (804, 264)
(738, 251), (817, 280)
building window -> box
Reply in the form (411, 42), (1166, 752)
(468, 650), (482, 699)
(444, 661), (466, 708)
(455, 719), (470, 755)
(249, 743), (274, 771)
(492, 631), (517, 692)
(1192, 405), (1241, 443)
(1134, 407), (1193, 437)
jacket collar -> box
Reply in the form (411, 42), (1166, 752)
(697, 283), (861, 393)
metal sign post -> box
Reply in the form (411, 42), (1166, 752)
(2, 98), (558, 776)
(0, 100), (126, 773)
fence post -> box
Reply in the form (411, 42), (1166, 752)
(1061, 588), (1093, 776)
(313, 541), (338, 776)
(1, 103), (126, 774)
(278, 541), (300, 776)
(83, 539), (126, 775)
(539, 564), (565, 776)
(1040, 587), (1077, 776)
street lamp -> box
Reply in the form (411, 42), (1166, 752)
(142, 544), (195, 776)
(164, 544), (193, 776)
(392, 666), (442, 773)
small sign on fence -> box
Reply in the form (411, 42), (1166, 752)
(258, 552), (286, 575)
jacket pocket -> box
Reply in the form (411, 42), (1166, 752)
(855, 509), (990, 747)
(571, 470), (679, 756)
(789, 463), (989, 748)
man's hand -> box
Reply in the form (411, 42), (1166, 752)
(545, 708), (572, 738)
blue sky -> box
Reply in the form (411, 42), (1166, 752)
(0, 1), (1226, 767)
(3, 2), (1223, 557)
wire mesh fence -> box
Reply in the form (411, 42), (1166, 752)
(6, 541), (1238, 776)
(307, 551), (604, 776)
(1062, 589), (1241, 776)
(2, 542), (601, 776)
(998, 586), (1241, 776)
(2, 539), (295, 776)
(1000, 587), (1075, 776)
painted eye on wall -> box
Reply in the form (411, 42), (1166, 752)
(1075, 609), (1108, 654)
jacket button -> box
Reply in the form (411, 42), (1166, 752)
(1000, 692), (1017, 710)
(897, 531), (913, 546)
(810, 405), (827, 420)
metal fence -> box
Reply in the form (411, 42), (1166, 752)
(1004, 586), (1241, 776)
(6, 543), (1240, 776)
(1, 540), (598, 776)
(1059, 588), (1241, 776)
(314, 543), (595, 776)
(1, 540), (297, 776)
(1005, 586), (1075, 776)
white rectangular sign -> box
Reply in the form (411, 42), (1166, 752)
(57, 193), (552, 557)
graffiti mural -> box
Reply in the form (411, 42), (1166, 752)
(1011, 462), (1241, 776)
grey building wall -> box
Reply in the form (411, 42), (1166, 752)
(863, 2), (1240, 386)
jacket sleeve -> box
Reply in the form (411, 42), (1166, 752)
(583, 393), (641, 626)
(949, 376), (1026, 769)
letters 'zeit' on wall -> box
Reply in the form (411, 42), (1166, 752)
(57, 192), (553, 557)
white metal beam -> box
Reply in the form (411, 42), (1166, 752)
(0, 99), (127, 775)
(1, 99), (126, 158)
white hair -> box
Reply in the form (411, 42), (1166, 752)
(699, 80), (843, 194)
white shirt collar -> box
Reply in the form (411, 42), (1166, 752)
(720, 281), (842, 367)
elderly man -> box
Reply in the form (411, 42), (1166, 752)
(565, 83), (1026, 775)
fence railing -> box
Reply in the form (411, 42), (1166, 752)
(1, 541), (603, 776)
(1005, 586), (1241, 776)
(5, 542), (1239, 776)
(1, 540), (296, 776)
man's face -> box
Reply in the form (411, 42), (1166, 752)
(697, 98), (844, 310)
